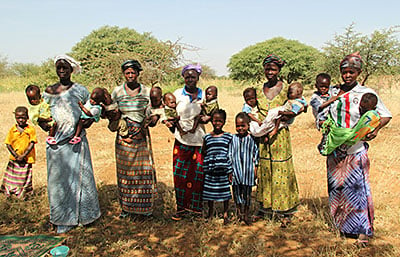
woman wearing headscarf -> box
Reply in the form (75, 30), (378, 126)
(44, 54), (100, 234)
(255, 54), (300, 227)
(164, 64), (206, 220)
(326, 52), (391, 245)
(110, 60), (157, 218)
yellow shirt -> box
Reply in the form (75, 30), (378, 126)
(5, 124), (37, 164)
(28, 99), (53, 126)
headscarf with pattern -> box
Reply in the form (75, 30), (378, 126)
(262, 54), (286, 69)
(54, 54), (82, 74)
(121, 60), (143, 72)
(340, 52), (363, 71)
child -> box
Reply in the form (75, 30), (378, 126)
(25, 85), (57, 144)
(105, 103), (131, 143)
(202, 109), (233, 225)
(242, 87), (262, 129)
(70, 87), (106, 144)
(188, 85), (219, 134)
(1, 106), (37, 199)
(318, 92), (381, 156)
(310, 73), (331, 127)
(143, 86), (164, 128)
(250, 82), (307, 138)
(162, 92), (185, 135)
(229, 112), (259, 225)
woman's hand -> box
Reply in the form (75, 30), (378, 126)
(365, 130), (378, 141)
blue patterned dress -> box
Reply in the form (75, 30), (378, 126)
(202, 133), (233, 201)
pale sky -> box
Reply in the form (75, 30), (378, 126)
(1, 0), (399, 76)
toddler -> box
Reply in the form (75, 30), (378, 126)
(202, 109), (232, 225)
(105, 103), (131, 143)
(242, 87), (262, 127)
(70, 87), (107, 144)
(1, 106), (37, 199)
(249, 82), (307, 138)
(318, 92), (381, 156)
(25, 85), (57, 144)
(143, 86), (164, 128)
(162, 92), (185, 135)
(189, 85), (219, 134)
(229, 112), (259, 225)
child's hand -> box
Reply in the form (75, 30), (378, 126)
(16, 154), (26, 163)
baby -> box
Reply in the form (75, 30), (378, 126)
(242, 87), (262, 127)
(70, 87), (107, 144)
(25, 85), (57, 144)
(162, 92), (185, 135)
(318, 92), (381, 156)
(250, 82), (307, 138)
(105, 103), (131, 143)
(310, 73), (331, 127)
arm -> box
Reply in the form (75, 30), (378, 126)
(6, 144), (20, 159)
(247, 113), (263, 125)
(318, 90), (345, 112)
(17, 142), (35, 162)
(365, 117), (391, 140)
(79, 101), (94, 117)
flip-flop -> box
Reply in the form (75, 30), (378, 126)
(69, 136), (82, 144)
(46, 136), (57, 145)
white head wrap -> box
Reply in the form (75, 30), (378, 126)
(54, 54), (82, 74)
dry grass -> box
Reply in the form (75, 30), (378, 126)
(0, 77), (399, 256)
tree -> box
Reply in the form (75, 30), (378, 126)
(323, 23), (400, 84)
(71, 26), (184, 90)
(227, 37), (323, 84)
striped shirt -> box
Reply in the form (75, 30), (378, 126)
(203, 133), (233, 173)
(229, 134), (259, 186)
(111, 83), (150, 123)
(329, 82), (391, 154)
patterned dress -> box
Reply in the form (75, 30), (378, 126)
(327, 83), (392, 236)
(202, 133), (233, 201)
(112, 83), (157, 215)
(44, 84), (101, 226)
(256, 83), (300, 214)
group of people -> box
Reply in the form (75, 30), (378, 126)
(1, 52), (391, 246)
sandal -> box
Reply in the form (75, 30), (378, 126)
(46, 136), (57, 145)
(355, 235), (369, 248)
(69, 136), (81, 144)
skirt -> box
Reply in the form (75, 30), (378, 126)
(1, 160), (33, 198)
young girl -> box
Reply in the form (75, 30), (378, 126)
(229, 112), (259, 225)
(1, 106), (37, 199)
(202, 109), (233, 224)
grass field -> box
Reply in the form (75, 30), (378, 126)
(0, 78), (399, 256)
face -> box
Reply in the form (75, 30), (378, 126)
(15, 111), (28, 127)
(244, 91), (257, 108)
(124, 67), (139, 83)
(211, 113), (225, 131)
(235, 117), (249, 137)
(183, 70), (199, 88)
(26, 90), (41, 105)
(359, 98), (376, 115)
(150, 91), (162, 108)
(316, 77), (330, 95)
(165, 95), (176, 108)
(341, 67), (360, 86)
(56, 60), (72, 80)
(264, 63), (280, 81)
(287, 85), (303, 100)
(205, 87), (217, 102)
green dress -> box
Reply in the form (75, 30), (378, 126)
(256, 83), (299, 213)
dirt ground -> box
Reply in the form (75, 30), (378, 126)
(0, 84), (399, 256)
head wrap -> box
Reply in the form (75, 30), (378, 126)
(181, 64), (202, 76)
(121, 60), (143, 72)
(54, 54), (82, 74)
(340, 52), (363, 71)
(262, 54), (286, 69)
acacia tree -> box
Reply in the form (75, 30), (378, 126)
(323, 23), (400, 84)
(71, 26), (184, 90)
(227, 37), (323, 85)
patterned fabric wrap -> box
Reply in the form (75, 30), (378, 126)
(262, 54), (286, 69)
(340, 52), (363, 70)
(256, 84), (300, 213)
(327, 148), (374, 236)
(201, 99), (219, 116)
(44, 84), (101, 226)
(320, 111), (380, 155)
(115, 130), (156, 214)
(125, 117), (145, 139)
(181, 64), (202, 76)
(202, 133), (233, 201)
(1, 160), (33, 198)
(172, 140), (204, 212)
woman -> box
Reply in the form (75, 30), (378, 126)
(111, 60), (157, 218)
(255, 54), (300, 227)
(326, 52), (391, 245)
(43, 54), (101, 234)
(164, 64), (206, 220)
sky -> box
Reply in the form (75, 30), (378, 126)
(1, 0), (399, 76)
